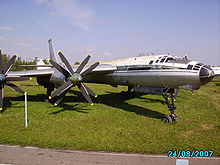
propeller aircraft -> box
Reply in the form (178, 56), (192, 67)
(7, 39), (215, 122)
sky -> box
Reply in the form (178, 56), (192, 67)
(0, 0), (220, 65)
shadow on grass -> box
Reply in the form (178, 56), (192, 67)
(6, 94), (89, 114)
(69, 90), (165, 119)
(5, 90), (166, 119)
(1, 98), (13, 113)
(138, 96), (166, 105)
(2, 94), (47, 113)
(50, 103), (89, 114)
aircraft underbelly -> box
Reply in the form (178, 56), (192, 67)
(74, 70), (200, 88)
(154, 71), (200, 87)
(114, 70), (200, 87)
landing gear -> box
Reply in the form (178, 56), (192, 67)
(162, 88), (179, 123)
(43, 85), (54, 102)
(36, 76), (55, 102)
(120, 86), (136, 98)
(162, 115), (172, 123)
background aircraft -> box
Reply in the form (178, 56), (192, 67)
(20, 57), (52, 70)
(211, 66), (220, 77)
(8, 39), (214, 123)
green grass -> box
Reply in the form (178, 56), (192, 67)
(0, 77), (220, 156)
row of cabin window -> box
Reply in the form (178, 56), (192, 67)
(149, 57), (174, 65)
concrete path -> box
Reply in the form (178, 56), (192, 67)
(0, 145), (219, 165)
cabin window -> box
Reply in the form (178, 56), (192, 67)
(149, 60), (153, 64)
(160, 58), (166, 63)
(187, 65), (193, 70)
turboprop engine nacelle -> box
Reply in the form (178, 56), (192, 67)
(50, 71), (66, 87)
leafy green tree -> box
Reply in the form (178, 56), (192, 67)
(2, 54), (36, 71)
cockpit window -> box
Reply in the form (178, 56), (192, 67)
(155, 60), (159, 63)
(193, 65), (200, 70)
(149, 60), (153, 64)
(187, 65), (193, 70)
(165, 57), (174, 63)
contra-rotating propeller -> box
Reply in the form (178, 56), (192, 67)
(0, 49), (30, 111)
(49, 51), (100, 106)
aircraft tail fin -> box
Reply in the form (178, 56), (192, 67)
(48, 39), (59, 63)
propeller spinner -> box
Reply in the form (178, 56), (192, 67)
(0, 49), (29, 111)
(49, 51), (100, 106)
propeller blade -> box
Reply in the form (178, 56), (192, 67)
(54, 87), (71, 106)
(3, 55), (17, 75)
(0, 49), (2, 73)
(5, 77), (30, 82)
(49, 80), (73, 99)
(77, 83), (93, 104)
(81, 62), (100, 76)
(83, 84), (97, 98)
(6, 81), (25, 94)
(0, 84), (3, 111)
(75, 55), (91, 74)
(58, 51), (74, 75)
(49, 59), (70, 77)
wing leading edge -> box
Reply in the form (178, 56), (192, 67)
(7, 69), (54, 77)
(7, 63), (116, 77)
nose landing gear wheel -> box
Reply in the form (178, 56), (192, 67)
(162, 88), (179, 123)
(162, 115), (179, 123)
(162, 115), (173, 123)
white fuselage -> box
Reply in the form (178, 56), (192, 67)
(45, 54), (214, 90)
(81, 54), (213, 89)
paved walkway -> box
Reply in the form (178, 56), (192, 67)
(0, 145), (219, 165)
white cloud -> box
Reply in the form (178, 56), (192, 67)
(36, 0), (97, 31)
(0, 26), (13, 31)
(16, 42), (30, 47)
(0, 36), (7, 41)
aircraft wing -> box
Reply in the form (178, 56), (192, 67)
(7, 64), (116, 77)
(82, 64), (117, 75)
(8, 69), (54, 77)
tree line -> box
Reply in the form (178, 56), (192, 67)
(2, 54), (36, 71)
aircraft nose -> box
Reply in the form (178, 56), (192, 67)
(199, 65), (214, 84)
